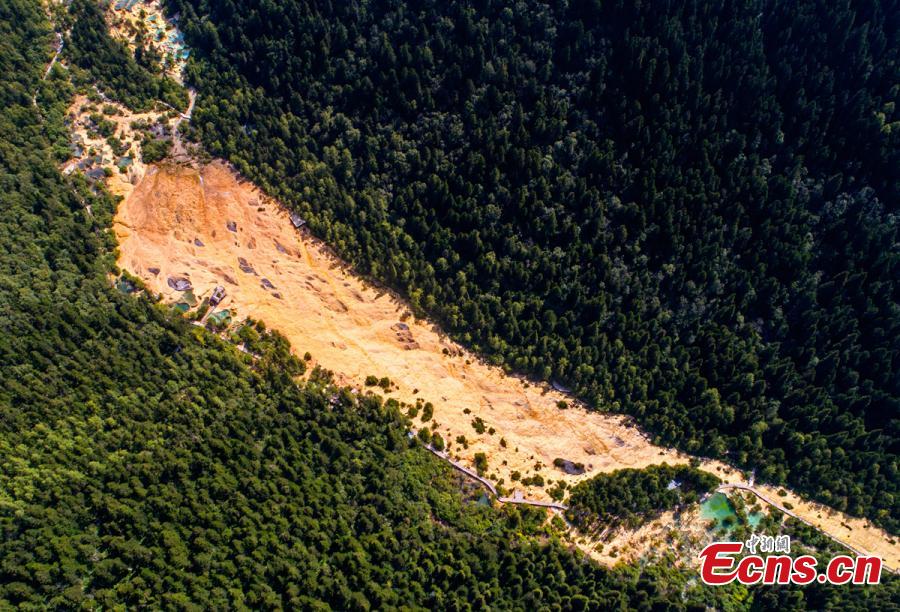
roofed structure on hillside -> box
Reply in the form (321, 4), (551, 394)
(209, 285), (226, 306)
(290, 212), (306, 228)
(551, 380), (571, 394)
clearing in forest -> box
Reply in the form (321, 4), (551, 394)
(114, 161), (900, 570)
(114, 163), (681, 496)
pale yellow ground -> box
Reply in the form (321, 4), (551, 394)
(690, 460), (898, 570)
(745, 479), (899, 570)
(113, 161), (899, 571)
(64, 91), (194, 200)
(114, 162), (686, 496)
(64, 94), (167, 198)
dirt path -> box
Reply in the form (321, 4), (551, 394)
(42, 33), (63, 80)
(414, 432), (569, 511)
(169, 89), (196, 159)
(716, 483), (898, 572)
(33, 32), (63, 107)
(113, 161), (899, 570)
(718, 484), (860, 550)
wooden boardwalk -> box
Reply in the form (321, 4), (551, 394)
(717, 483), (897, 574)
(417, 442), (894, 571)
(414, 433), (568, 511)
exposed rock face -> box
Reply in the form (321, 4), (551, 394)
(167, 276), (192, 291)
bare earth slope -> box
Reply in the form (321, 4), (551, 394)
(114, 162), (682, 491)
(114, 162), (899, 569)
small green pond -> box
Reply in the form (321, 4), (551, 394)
(115, 277), (136, 294)
(700, 492), (763, 531)
(207, 309), (232, 326)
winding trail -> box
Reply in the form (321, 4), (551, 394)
(32, 32), (63, 108)
(170, 90), (197, 159)
(165, 89), (196, 124)
(43, 33), (63, 80)
(419, 439), (896, 570)
(717, 484), (806, 525)
(414, 433), (568, 511)
(716, 483), (890, 568)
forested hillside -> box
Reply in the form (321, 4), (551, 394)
(0, 1), (755, 608)
(66, 0), (187, 111)
(567, 465), (720, 530)
(168, 0), (900, 531)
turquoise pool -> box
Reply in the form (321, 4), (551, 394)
(207, 309), (232, 326)
(700, 492), (763, 531)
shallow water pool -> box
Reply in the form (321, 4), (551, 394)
(700, 492), (764, 531)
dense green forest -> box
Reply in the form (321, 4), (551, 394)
(168, 0), (900, 532)
(65, 0), (187, 111)
(567, 464), (720, 530)
(0, 1), (767, 608)
(2, 0), (898, 608)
